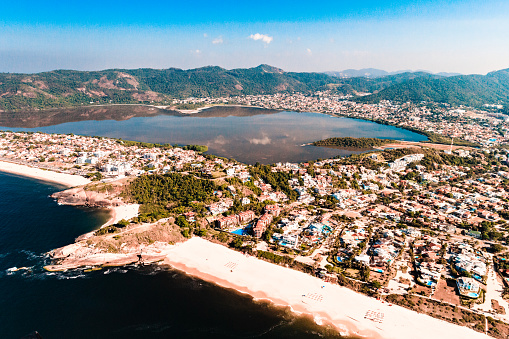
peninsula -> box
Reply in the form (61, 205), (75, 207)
(312, 137), (396, 149)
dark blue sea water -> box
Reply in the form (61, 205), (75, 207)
(0, 172), (343, 338)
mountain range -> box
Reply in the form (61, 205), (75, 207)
(0, 64), (507, 111)
(325, 68), (462, 79)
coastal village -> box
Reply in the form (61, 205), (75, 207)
(2, 96), (509, 338)
(172, 91), (509, 147)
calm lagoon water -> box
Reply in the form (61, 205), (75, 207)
(0, 105), (426, 164)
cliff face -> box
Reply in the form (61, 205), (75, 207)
(51, 180), (127, 207)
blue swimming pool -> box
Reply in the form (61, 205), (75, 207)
(231, 228), (246, 235)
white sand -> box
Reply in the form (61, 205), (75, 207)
(74, 204), (140, 242)
(164, 238), (489, 339)
(104, 204), (140, 226)
(0, 160), (90, 187)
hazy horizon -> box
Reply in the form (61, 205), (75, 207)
(1, 0), (509, 74)
(0, 63), (490, 76)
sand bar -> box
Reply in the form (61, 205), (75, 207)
(164, 237), (489, 339)
(0, 160), (90, 187)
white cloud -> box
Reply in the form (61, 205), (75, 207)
(212, 36), (223, 44)
(203, 33), (208, 38)
(306, 48), (312, 56)
(249, 33), (273, 44)
(192, 49), (201, 55)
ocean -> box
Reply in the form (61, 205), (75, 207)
(0, 172), (344, 338)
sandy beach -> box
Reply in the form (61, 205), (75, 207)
(71, 203), (140, 243)
(164, 238), (489, 339)
(103, 204), (140, 226)
(0, 160), (90, 187)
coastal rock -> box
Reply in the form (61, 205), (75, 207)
(46, 240), (175, 271)
(51, 182), (125, 208)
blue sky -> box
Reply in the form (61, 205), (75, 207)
(1, 0), (508, 74)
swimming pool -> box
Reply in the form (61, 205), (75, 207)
(231, 228), (246, 235)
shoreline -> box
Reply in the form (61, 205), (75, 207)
(163, 237), (490, 339)
(173, 103), (269, 114)
(102, 204), (140, 227)
(0, 160), (90, 187)
(0, 102), (477, 148)
(0, 159), (139, 238)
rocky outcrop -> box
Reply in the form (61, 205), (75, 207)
(51, 185), (124, 207)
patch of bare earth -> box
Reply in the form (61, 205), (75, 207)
(22, 85), (57, 99)
(97, 76), (117, 90)
(52, 178), (131, 207)
(133, 91), (160, 101)
(34, 80), (49, 90)
(118, 72), (140, 89)
(434, 279), (461, 305)
(22, 92), (37, 98)
(97, 220), (185, 252)
(492, 299), (506, 315)
(88, 90), (107, 97)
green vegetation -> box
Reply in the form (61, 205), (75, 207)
(257, 250), (293, 265)
(402, 127), (479, 147)
(0, 65), (346, 110)
(181, 144), (208, 153)
(5, 64), (507, 111)
(126, 173), (217, 206)
(116, 139), (173, 149)
(85, 172), (103, 181)
(249, 163), (298, 201)
(115, 139), (208, 152)
(94, 219), (130, 236)
(312, 137), (395, 148)
(359, 69), (509, 108)
(124, 173), (218, 220)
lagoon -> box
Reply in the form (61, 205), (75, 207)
(0, 105), (426, 164)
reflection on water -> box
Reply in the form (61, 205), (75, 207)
(0, 105), (426, 164)
(0, 105), (180, 128)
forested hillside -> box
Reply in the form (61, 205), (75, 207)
(1, 65), (508, 111)
(360, 69), (509, 107)
(0, 65), (347, 111)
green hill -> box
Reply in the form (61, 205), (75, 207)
(1, 65), (508, 111)
(359, 69), (509, 107)
(0, 65), (442, 111)
(0, 65), (348, 111)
